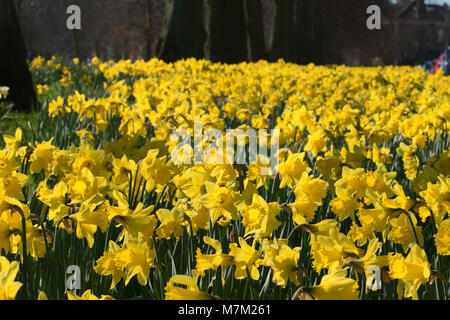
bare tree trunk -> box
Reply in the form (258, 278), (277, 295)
(156, 0), (205, 62)
(145, 0), (152, 60)
(0, 0), (35, 112)
(14, 0), (23, 20)
(204, 0), (247, 63)
(294, 0), (309, 64)
(268, 0), (296, 62)
(294, 0), (337, 65)
(243, 0), (266, 62)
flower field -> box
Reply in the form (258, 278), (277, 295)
(0, 56), (449, 300)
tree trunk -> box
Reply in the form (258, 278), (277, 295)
(243, 0), (266, 62)
(294, 0), (310, 64)
(294, 0), (333, 65)
(0, 0), (35, 112)
(156, 0), (205, 62)
(145, 0), (152, 60)
(204, 0), (247, 63)
(268, 0), (295, 62)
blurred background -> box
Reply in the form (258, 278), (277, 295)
(12, 0), (450, 66)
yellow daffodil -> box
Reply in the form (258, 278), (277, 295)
(241, 194), (281, 239)
(0, 257), (22, 300)
(229, 237), (261, 280)
(164, 270), (213, 300)
(388, 244), (431, 300)
(306, 268), (360, 300)
(195, 236), (233, 276)
(67, 289), (115, 300)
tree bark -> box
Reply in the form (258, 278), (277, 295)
(0, 0), (35, 112)
(268, 0), (296, 62)
(294, 0), (310, 64)
(156, 0), (205, 62)
(243, 0), (266, 62)
(204, 0), (247, 63)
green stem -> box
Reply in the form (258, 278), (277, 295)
(13, 206), (29, 298)
(269, 174), (279, 202)
(242, 274), (250, 300)
(152, 183), (169, 214)
(40, 206), (51, 259)
(139, 180), (147, 203)
(132, 176), (144, 208)
(100, 221), (113, 290)
(130, 163), (142, 209)
(188, 219), (195, 267)
(405, 211), (420, 245)
(429, 208), (438, 234)
(287, 225), (300, 240)
(128, 171), (134, 207)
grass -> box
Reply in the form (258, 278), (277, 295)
(0, 109), (38, 148)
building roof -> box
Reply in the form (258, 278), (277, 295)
(395, 0), (415, 18)
(394, 0), (447, 21)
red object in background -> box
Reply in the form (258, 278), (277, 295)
(430, 54), (444, 74)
